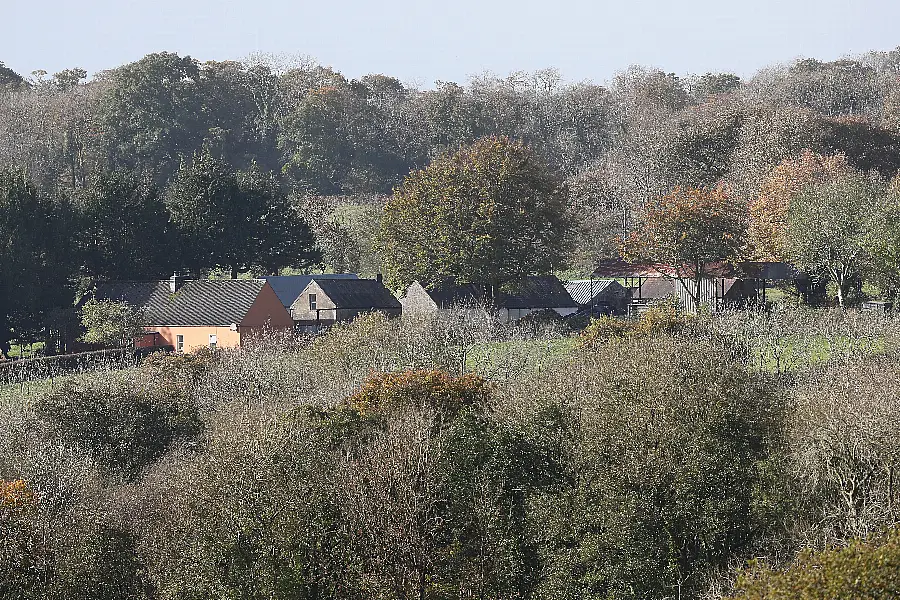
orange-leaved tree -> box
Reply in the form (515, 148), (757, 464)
(748, 150), (855, 261)
(346, 369), (492, 419)
(622, 185), (747, 312)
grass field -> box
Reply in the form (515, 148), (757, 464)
(466, 337), (578, 379)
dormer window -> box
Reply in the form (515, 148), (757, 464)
(309, 294), (317, 311)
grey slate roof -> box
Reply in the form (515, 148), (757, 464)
(310, 279), (401, 310)
(564, 280), (624, 305)
(497, 276), (578, 309)
(421, 276), (578, 310)
(428, 281), (489, 308)
(90, 279), (269, 326)
(262, 274), (359, 308)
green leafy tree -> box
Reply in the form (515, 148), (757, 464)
(866, 180), (900, 300)
(786, 172), (885, 307)
(79, 298), (146, 347)
(378, 136), (570, 291)
(97, 52), (204, 179)
(0, 168), (75, 357)
(167, 152), (319, 277)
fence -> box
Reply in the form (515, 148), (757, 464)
(0, 345), (173, 385)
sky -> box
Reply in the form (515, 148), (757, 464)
(4, 0), (900, 87)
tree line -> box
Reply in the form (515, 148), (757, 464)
(5, 48), (900, 352)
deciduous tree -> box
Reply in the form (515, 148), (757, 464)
(785, 172), (885, 307)
(378, 136), (569, 291)
(622, 185), (747, 311)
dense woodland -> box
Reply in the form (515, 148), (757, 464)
(5, 48), (900, 599)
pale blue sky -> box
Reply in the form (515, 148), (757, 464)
(4, 0), (899, 86)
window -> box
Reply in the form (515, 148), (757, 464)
(176, 334), (184, 352)
(309, 294), (317, 311)
(209, 334), (217, 350)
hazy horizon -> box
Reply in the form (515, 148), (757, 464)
(5, 0), (900, 87)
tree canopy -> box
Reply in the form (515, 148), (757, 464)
(378, 136), (569, 291)
(166, 152), (319, 278)
(622, 185), (747, 311)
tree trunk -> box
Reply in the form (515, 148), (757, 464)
(834, 270), (845, 308)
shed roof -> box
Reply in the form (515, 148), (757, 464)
(632, 278), (677, 300)
(497, 276), (578, 309)
(262, 274), (359, 308)
(305, 278), (401, 310)
(419, 276), (577, 310)
(564, 279), (624, 305)
(91, 279), (271, 327)
(427, 281), (489, 307)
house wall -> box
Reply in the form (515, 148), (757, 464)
(291, 281), (335, 322)
(291, 281), (401, 325)
(147, 325), (240, 352)
(242, 282), (295, 329)
(400, 282), (439, 313)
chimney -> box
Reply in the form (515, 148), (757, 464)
(169, 272), (189, 293)
(376, 273), (383, 284)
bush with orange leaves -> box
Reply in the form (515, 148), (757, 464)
(0, 479), (35, 511)
(346, 369), (493, 419)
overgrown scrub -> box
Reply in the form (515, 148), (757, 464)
(346, 369), (492, 416)
(579, 300), (693, 348)
(517, 333), (781, 599)
(785, 351), (900, 544)
(35, 371), (203, 479)
(6, 310), (900, 599)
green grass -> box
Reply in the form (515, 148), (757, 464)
(465, 337), (578, 379)
(748, 334), (887, 373)
(7, 342), (45, 359)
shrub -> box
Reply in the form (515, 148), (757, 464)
(578, 315), (633, 348)
(579, 300), (693, 348)
(521, 333), (779, 599)
(80, 298), (146, 347)
(346, 369), (493, 418)
(140, 346), (220, 400)
(729, 529), (900, 599)
(36, 377), (203, 479)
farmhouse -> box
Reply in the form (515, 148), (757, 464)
(87, 275), (293, 351)
(401, 275), (578, 322)
(291, 277), (402, 328)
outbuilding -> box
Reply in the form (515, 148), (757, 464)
(290, 278), (402, 328)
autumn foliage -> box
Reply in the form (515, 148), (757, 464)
(622, 185), (746, 309)
(748, 150), (855, 261)
(0, 479), (34, 511)
(346, 369), (492, 418)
